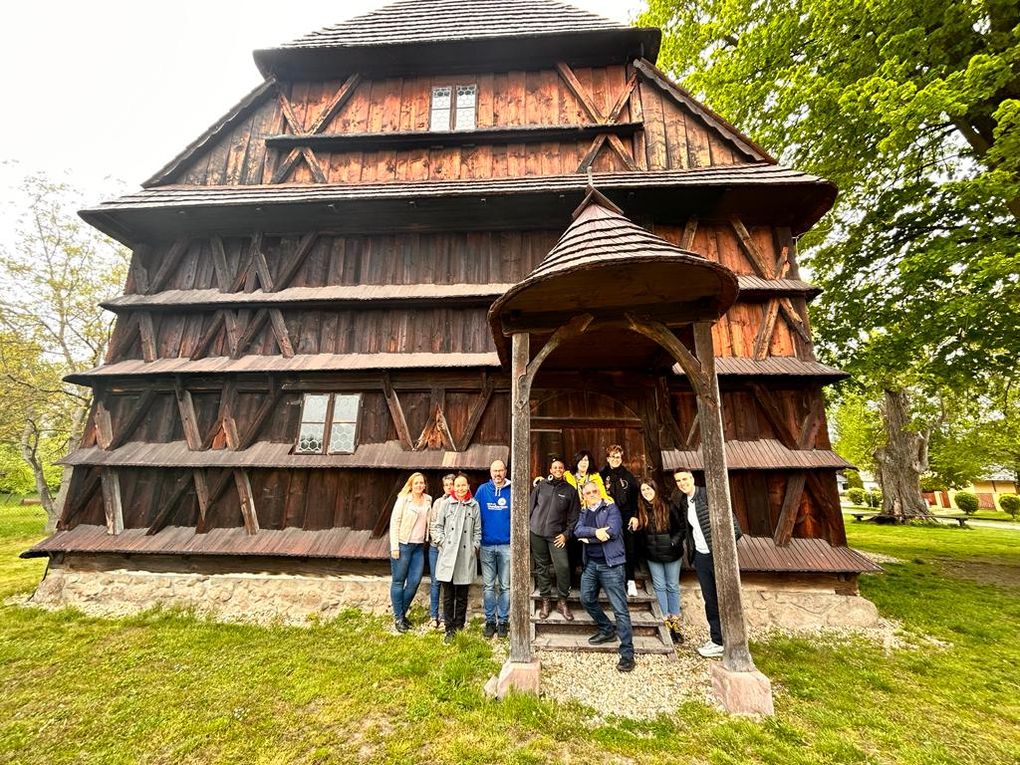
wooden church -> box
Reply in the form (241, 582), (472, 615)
(26, 0), (876, 598)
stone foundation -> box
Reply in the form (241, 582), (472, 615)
(28, 555), (880, 631)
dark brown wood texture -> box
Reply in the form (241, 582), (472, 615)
(170, 64), (756, 187)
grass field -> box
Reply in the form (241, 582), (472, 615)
(1, 500), (1018, 764)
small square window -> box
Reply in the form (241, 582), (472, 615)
(430, 84), (476, 132)
(295, 393), (361, 455)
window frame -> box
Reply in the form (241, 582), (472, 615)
(430, 83), (477, 132)
(294, 392), (362, 455)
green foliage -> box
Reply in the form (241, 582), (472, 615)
(846, 487), (867, 506)
(845, 470), (863, 489)
(867, 490), (884, 509)
(954, 491), (979, 514)
(998, 493), (1020, 518)
(829, 391), (882, 474)
(0, 445), (33, 495)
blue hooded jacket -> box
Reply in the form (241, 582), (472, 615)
(475, 479), (511, 546)
(574, 500), (626, 567)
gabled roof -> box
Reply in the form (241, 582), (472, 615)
(254, 0), (660, 78)
(279, 0), (625, 48)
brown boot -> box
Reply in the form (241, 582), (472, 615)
(538, 598), (552, 620)
(557, 599), (574, 621)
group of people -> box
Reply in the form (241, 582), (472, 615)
(388, 446), (741, 668)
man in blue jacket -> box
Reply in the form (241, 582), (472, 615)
(475, 459), (511, 638)
(575, 481), (635, 672)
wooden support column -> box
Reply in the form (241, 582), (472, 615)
(234, 470), (259, 535)
(509, 331), (533, 664)
(692, 321), (755, 673)
(100, 469), (124, 535)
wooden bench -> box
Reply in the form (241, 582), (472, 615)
(941, 515), (969, 527)
(849, 512), (876, 522)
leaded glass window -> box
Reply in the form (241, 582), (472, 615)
(430, 84), (477, 131)
(295, 393), (361, 454)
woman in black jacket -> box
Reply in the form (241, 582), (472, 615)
(632, 478), (684, 643)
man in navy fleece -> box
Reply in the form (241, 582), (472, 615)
(475, 459), (511, 638)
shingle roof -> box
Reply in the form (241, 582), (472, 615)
(280, 0), (626, 49)
(661, 439), (852, 471)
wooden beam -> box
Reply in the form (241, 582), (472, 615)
(146, 472), (194, 536)
(229, 245), (255, 292)
(606, 133), (639, 170)
(382, 374), (413, 449)
(147, 238), (190, 294)
(233, 308), (270, 357)
(191, 310), (226, 360)
(729, 217), (774, 279)
(307, 73), (362, 134)
(576, 134), (607, 172)
(268, 309), (295, 357)
(251, 234), (275, 291)
(222, 310), (241, 356)
(234, 470), (259, 534)
(526, 313), (594, 382)
(237, 381), (281, 450)
(625, 313), (708, 397)
(607, 74), (638, 123)
(174, 380), (203, 450)
(271, 149), (302, 184)
(129, 250), (150, 294)
(752, 300), (781, 360)
(749, 383), (799, 449)
(779, 298), (812, 343)
(681, 217), (699, 250)
(210, 236), (232, 291)
(94, 395), (114, 450)
(301, 148), (329, 183)
(109, 389), (158, 449)
(193, 470), (210, 529)
(106, 314), (140, 363)
(458, 377), (495, 451)
(692, 321), (755, 672)
(272, 233), (318, 292)
(100, 468), (124, 535)
(556, 62), (604, 123)
(806, 472), (847, 545)
(62, 470), (102, 529)
(684, 411), (701, 450)
(773, 472), (806, 546)
(655, 378), (686, 450)
(276, 88), (305, 134)
(798, 404), (824, 450)
(137, 312), (157, 362)
(509, 332), (532, 663)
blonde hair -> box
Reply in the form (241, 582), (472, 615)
(399, 472), (428, 496)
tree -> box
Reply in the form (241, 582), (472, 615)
(641, 0), (1020, 519)
(0, 175), (127, 529)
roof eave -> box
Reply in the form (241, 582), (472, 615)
(253, 28), (662, 79)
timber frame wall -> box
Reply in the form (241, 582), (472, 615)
(49, 6), (851, 563)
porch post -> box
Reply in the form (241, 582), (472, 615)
(488, 331), (541, 698)
(692, 321), (773, 714)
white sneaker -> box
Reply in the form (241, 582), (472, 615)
(697, 641), (724, 658)
(626, 580), (638, 598)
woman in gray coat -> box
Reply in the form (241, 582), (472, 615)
(431, 473), (481, 643)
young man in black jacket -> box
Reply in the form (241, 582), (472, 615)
(599, 444), (640, 597)
(671, 469), (743, 658)
(529, 457), (581, 621)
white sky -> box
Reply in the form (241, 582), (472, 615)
(0, 0), (644, 250)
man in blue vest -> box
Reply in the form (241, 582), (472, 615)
(576, 480), (635, 672)
(476, 459), (511, 638)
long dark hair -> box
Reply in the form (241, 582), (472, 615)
(571, 449), (594, 476)
(637, 478), (669, 532)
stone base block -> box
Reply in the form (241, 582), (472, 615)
(485, 659), (541, 700)
(710, 664), (774, 717)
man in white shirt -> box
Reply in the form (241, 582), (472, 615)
(671, 469), (742, 659)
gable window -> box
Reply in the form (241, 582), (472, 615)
(296, 393), (361, 454)
(430, 84), (476, 131)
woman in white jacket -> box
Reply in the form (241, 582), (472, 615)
(388, 472), (432, 633)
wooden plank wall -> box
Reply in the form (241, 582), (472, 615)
(173, 65), (755, 186)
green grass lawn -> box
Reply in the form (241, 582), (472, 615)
(1, 500), (1018, 764)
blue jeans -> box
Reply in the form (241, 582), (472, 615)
(647, 558), (682, 615)
(390, 542), (425, 622)
(480, 544), (510, 624)
(428, 544), (442, 620)
(579, 560), (634, 660)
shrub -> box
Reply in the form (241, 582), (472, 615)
(954, 491), (978, 515)
(846, 470), (864, 489)
(999, 494), (1019, 520)
(868, 490), (883, 508)
(847, 487), (867, 506)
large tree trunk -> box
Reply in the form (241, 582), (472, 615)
(873, 388), (932, 520)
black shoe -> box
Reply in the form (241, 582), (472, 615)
(395, 619), (408, 634)
(402, 616), (412, 631)
(617, 656), (636, 673)
(497, 621), (509, 638)
(444, 631), (455, 644)
(588, 630), (618, 645)
(670, 628), (685, 645)
(483, 621), (497, 638)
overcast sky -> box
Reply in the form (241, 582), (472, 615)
(0, 0), (644, 250)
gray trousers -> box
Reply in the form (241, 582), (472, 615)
(530, 530), (571, 599)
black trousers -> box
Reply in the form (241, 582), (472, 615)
(442, 582), (469, 632)
(530, 531), (572, 599)
(694, 550), (722, 645)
